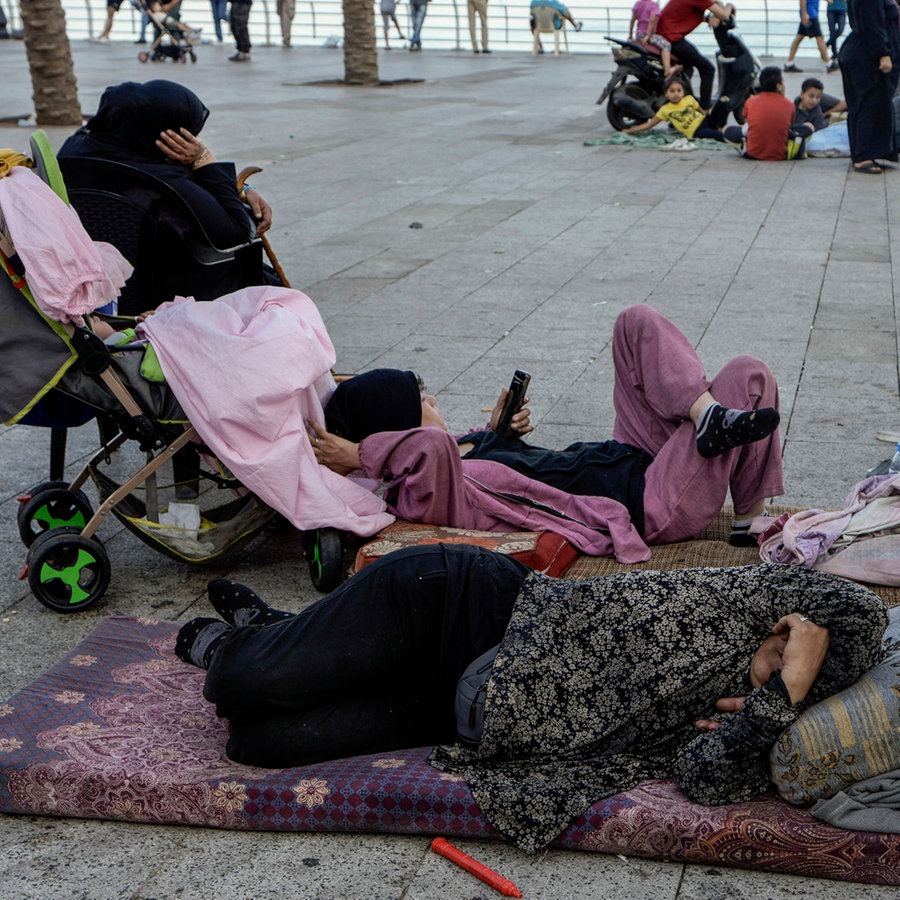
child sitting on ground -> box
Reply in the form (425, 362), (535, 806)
(724, 66), (805, 160)
(629, 0), (679, 77)
(794, 77), (847, 130)
(623, 75), (727, 143)
(794, 77), (828, 132)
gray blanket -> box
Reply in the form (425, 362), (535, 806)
(812, 770), (900, 833)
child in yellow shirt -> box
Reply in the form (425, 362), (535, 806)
(623, 76), (728, 143)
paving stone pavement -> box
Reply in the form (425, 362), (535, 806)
(1, 38), (898, 899)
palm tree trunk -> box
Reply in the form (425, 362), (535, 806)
(342, 0), (379, 85)
(20, 0), (82, 126)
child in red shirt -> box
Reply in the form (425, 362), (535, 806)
(724, 66), (804, 160)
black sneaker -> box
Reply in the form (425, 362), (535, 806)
(784, 62), (802, 72)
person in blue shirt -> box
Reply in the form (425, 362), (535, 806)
(784, 0), (838, 72)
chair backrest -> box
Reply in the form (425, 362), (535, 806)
(59, 156), (264, 314)
(532, 5), (564, 34)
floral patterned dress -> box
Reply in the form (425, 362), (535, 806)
(430, 564), (886, 852)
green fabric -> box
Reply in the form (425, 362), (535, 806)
(584, 133), (733, 151)
(139, 342), (166, 383)
(29, 130), (69, 204)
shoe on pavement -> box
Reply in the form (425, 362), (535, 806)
(826, 60), (840, 72)
(784, 62), (802, 72)
(229, 51), (250, 61)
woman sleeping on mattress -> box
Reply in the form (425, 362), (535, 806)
(175, 544), (886, 853)
(307, 305), (784, 561)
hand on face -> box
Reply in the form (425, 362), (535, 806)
(769, 613), (830, 704)
(697, 613), (832, 729)
(156, 127), (213, 168)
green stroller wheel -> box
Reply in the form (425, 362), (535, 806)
(303, 528), (344, 593)
(27, 527), (110, 613)
(18, 485), (94, 547)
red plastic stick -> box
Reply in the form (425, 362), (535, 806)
(431, 837), (524, 898)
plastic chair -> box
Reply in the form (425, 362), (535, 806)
(532, 5), (569, 56)
(58, 156), (264, 315)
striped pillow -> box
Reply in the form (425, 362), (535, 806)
(770, 607), (900, 804)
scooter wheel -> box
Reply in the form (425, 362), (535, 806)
(606, 86), (652, 132)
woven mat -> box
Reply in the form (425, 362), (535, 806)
(567, 505), (900, 606)
(0, 616), (898, 884)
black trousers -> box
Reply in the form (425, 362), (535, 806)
(671, 38), (716, 110)
(841, 52), (899, 163)
(230, 0), (252, 52)
(204, 545), (530, 767)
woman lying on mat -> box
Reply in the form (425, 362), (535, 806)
(175, 544), (886, 853)
(307, 305), (783, 561)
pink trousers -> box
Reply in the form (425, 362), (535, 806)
(612, 305), (784, 544)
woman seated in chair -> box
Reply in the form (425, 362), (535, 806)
(57, 80), (275, 306)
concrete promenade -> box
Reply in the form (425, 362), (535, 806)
(1, 37), (899, 898)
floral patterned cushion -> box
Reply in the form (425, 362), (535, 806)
(770, 607), (900, 803)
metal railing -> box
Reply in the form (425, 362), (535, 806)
(5, 1), (840, 59)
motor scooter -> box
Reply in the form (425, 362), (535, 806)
(598, 17), (758, 132)
(596, 37), (682, 132)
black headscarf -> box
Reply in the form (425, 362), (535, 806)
(83, 80), (209, 162)
(325, 369), (422, 441)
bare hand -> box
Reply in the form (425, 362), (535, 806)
(245, 189), (273, 236)
(489, 388), (533, 437)
(156, 128), (215, 168)
(135, 309), (157, 323)
(879, 55), (893, 74)
(773, 613), (830, 704)
(307, 419), (362, 475)
(695, 696), (745, 730)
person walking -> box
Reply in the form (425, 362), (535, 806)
(229, 0), (252, 61)
(784, 0), (837, 72)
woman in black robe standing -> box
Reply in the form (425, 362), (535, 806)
(840, 0), (900, 173)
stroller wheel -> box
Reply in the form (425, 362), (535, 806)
(303, 528), (344, 592)
(138, 51), (149, 62)
(18, 485), (94, 548)
(26, 527), (110, 613)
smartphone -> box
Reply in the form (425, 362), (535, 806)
(495, 370), (531, 440)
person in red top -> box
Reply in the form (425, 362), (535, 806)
(657, 0), (735, 110)
(725, 66), (798, 160)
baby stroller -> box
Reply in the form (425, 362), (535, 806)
(1, 140), (344, 613)
(136, 0), (200, 64)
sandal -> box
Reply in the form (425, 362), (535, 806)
(853, 161), (884, 174)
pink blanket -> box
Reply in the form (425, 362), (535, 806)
(0, 166), (131, 324)
(140, 288), (394, 536)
